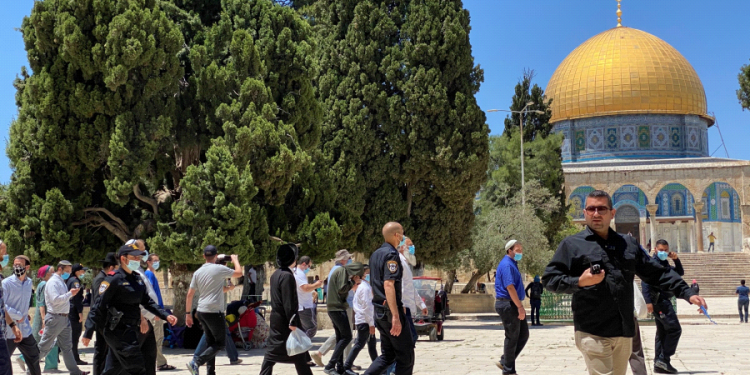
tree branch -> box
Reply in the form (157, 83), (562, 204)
(82, 208), (130, 236)
(73, 214), (129, 242)
(133, 184), (159, 216)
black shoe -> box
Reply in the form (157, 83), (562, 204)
(344, 370), (359, 375)
(654, 359), (678, 374)
(76, 360), (89, 366)
(323, 368), (340, 375)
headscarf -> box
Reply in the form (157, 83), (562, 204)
(276, 243), (298, 268)
(534, 275), (540, 283)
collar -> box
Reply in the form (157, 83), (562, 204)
(503, 254), (518, 265)
(7, 275), (30, 285)
(584, 226), (618, 241)
(383, 242), (398, 252)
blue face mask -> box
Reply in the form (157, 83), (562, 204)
(62, 272), (71, 280)
(303, 268), (310, 275)
(365, 275), (370, 282)
(127, 260), (141, 271)
(0, 254), (8, 267)
(657, 251), (668, 261)
(152, 261), (160, 271)
(408, 245), (415, 255)
(347, 259), (352, 265)
(514, 253), (523, 261)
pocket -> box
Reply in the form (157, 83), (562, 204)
(576, 333), (608, 356)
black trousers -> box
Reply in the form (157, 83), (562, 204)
(326, 310), (353, 372)
(529, 299), (541, 325)
(137, 321), (157, 375)
(195, 312), (226, 375)
(259, 355), (313, 375)
(69, 314), (83, 362)
(7, 335), (42, 375)
(0, 334), (11, 375)
(495, 299), (529, 374)
(654, 299), (681, 363)
(363, 306), (414, 375)
(93, 329), (109, 375)
(344, 323), (377, 369)
(102, 320), (148, 375)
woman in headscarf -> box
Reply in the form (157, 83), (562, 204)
(524, 275), (544, 326)
(259, 243), (313, 375)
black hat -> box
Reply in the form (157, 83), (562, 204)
(276, 243), (298, 268)
(204, 245), (218, 256)
(118, 244), (146, 257)
(101, 252), (117, 266)
(72, 263), (88, 273)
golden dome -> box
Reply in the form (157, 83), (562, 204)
(546, 27), (711, 124)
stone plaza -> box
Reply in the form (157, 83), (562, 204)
(10, 297), (749, 375)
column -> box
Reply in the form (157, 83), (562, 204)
(694, 202), (705, 252)
(676, 221), (683, 252)
(689, 219), (696, 253)
(646, 204), (658, 249)
(742, 205), (750, 253)
(639, 217), (648, 245)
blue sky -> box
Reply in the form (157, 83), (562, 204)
(0, 1), (749, 183)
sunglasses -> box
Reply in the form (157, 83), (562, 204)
(584, 206), (611, 215)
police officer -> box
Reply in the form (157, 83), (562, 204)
(363, 222), (414, 375)
(68, 263), (89, 365)
(84, 253), (117, 375)
(82, 244), (177, 375)
(642, 239), (684, 374)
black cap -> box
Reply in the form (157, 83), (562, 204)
(204, 245), (218, 256)
(118, 244), (147, 257)
(72, 263), (88, 273)
(101, 252), (117, 266)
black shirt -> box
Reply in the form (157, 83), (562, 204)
(642, 255), (684, 304)
(83, 268), (168, 339)
(67, 275), (84, 317)
(542, 227), (695, 338)
(83, 271), (109, 338)
(369, 242), (403, 308)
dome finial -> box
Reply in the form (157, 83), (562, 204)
(617, 0), (623, 27)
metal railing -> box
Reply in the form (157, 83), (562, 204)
(539, 294), (677, 321)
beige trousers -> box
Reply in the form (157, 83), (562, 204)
(574, 331), (632, 375)
(150, 317), (168, 367)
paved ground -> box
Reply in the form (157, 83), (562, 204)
(10, 314), (749, 375)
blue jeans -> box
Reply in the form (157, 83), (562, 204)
(193, 327), (239, 370)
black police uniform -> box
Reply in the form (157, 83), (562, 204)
(67, 273), (86, 363)
(86, 270), (110, 375)
(642, 254), (684, 366)
(363, 242), (414, 375)
(85, 267), (169, 375)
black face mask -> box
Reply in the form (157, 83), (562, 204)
(13, 265), (26, 277)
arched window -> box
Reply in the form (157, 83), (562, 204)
(720, 191), (731, 220)
(671, 193), (684, 216)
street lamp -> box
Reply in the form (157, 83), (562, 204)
(487, 102), (545, 208)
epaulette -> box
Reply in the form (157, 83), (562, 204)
(107, 271), (116, 276)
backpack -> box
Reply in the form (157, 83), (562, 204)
(530, 283), (543, 300)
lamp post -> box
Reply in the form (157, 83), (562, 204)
(487, 102), (544, 208)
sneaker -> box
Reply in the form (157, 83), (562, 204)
(323, 368), (340, 375)
(16, 357), (27, 372)
(80, 372), (90, 375)
(344, 370), (359, 375)
(654, 359), (678, 374)
(494, 360), (516, 374)
(350, 365), (362, 371)
(229, 359), (243, 365)
(186, 361), (199, 375)
(311, 352), (325, 367)
(76, 360), (89, 366)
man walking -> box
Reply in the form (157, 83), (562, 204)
(344, 266), (377, 373)
(67, 263), (88, 365)
(494, 240), (528, 375)
(642, 240), (684, 374)
(145, 253), (175, 371)
(0, 240), (22, 375)
(543, 190), (706, 375)
(524, 276), (544, 326)
(3, 255), (42, 375)
(363, 222), (414, 375)
(185, 246), (243, 375)
(311, 250), (355, 367)
(37, 260), (88, 375)
(324, 259), (364, 375)
(295, 256), (323, 340)
(737, 280), (749, 323)
(85, 253), (117, 375)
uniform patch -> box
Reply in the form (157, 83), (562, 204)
(387, 260), (398, 274)
(99, 281), (110, 295)
(74, 283), (80, 289)
(122, 282), (130, 286)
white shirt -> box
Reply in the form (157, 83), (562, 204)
(353, 280), (374, 326)
(294, 269), (315, 311)
(134, 268), (159, 320)
(399, 253), (426, 317)
(45, 274), (73, 314)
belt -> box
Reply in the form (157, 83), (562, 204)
(495, 297), (511, 301)
(51, 313), (68, 317)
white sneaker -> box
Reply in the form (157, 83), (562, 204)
(16, 357), (27, 372)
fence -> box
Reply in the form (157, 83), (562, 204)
(539, 294), (676, 321)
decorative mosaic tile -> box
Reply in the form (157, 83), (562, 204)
(586, 128), (604, 151)
(652, 125), (669, 148)
(670, 126), (682, 148)
(575, 130), (585, 152)
(606, 128), (618, 149)
(620, 126), (637, 149)
(686, 126), (701, 150)
(638, 126), (650, 148)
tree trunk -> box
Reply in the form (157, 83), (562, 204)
(444, 269), (457, 294)
(241, 265), (253, 299)
(255, 264), (267, 302)
(170, 263), (192, 326)
(460, 271), (485, 294)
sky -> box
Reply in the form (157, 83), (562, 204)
(0, 1), (749, 184)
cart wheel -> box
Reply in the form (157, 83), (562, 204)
(244, 343), (252, 351)
(428, 326), (437, 341)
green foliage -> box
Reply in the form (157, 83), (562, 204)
(311, 0), (489, 264)
(503, 70), (553, 141)
(738, 60), (750, 110)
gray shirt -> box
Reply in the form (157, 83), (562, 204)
(45, 274), (73, 314)
(189, 263), (235, 313)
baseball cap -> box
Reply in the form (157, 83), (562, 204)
(118, 244), (147, 257)
(204, 245), (218, 256)
(72, 263), (88, 273)
(334, 249), (352, 263)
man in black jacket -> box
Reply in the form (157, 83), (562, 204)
(67, 263), (89, 365)
(85, 253), (117, 375)
(543, 190), (707, 375)
(642, 240), (684, 374)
